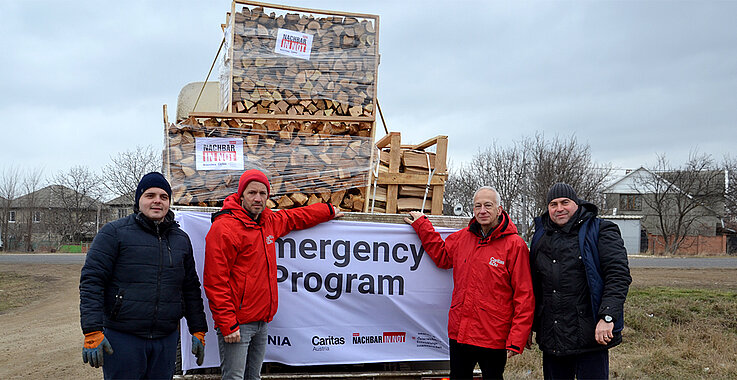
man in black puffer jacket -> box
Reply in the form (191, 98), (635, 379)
(80, 172), (208, 379)
(529, 183), (631, 380)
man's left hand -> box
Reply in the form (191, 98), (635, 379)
(507, 349), (519, 358)
(595, 319), (614, 345)
(403, 211), (424, 225)
(526, 331), (534, 349)
(191, 332), (206, 366)
(333, 206), (344, 218)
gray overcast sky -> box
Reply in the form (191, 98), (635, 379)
(2, 0), (736, 180)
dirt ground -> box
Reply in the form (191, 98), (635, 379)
(0, 263), (99, 380)
(0, 263), (735, 380)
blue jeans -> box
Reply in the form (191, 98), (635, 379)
(218, 321), (268, 380)
(102, 328), (178, 380)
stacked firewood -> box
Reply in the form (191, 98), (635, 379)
(166, 116), (372, 210)
(225, 4), (378, 116)
(369, 149), (439, 214)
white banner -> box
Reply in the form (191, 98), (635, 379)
(176, 211), (455, 372)
(274, 28), (313, 60)
(195, 137), (244, 170)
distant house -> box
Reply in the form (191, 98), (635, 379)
(106, 193), (134, 222)
(602, 167), (726, 254)
(8, 185), (105, 251)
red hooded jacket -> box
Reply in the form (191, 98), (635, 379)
(204, 193), (334, 336)
(411, 210), (535, 353)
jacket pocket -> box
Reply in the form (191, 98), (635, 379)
(576, 304), (595, 346)
(231, 278), (247, 310)
(239, 285), (246, 309)
(450, 298), (462, 311)
(478, 299), (513, 321)
(110, 289), (126, 321)
(475, 299), (513, 342)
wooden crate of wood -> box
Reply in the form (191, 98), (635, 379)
(164, 112), (373, 211)
(367, 132), (448, 215)
(222, 0), (379, 118)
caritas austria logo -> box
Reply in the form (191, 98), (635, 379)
(489, 256), (505, 267)
(352, 332), (406, 345)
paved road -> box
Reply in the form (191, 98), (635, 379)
(628, 256), (737, 268)
(2, 253), (737, 268)
(0, 253), (86, 264)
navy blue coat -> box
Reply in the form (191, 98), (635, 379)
(530, 202), (631, 356)
(80, 211), (208, 339)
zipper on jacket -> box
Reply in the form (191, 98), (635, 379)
(110, 289), (125, 321)
(262, 227), (274, 317)
(151, 223), (163, 339)
(167, 241), (173, 267)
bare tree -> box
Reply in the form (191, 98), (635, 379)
(442, 161), (472, 216)
(632, 152), (725, 255)
(444, 133), (613, 240)
(100, 145), (162, 202)
(20, 167), (45, 251)
(444, 140), (529, 216)
(0, 166), (22, 250)
(522, 134), (611, 229)
(50, 166), (103, 245)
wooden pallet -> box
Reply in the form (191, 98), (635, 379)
(368, 132), (448, 215)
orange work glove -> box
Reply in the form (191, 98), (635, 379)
(82, 331), (114, 368)
(191, 331), (206, 366)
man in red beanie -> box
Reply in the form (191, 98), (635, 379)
(203, 169), (342, 380)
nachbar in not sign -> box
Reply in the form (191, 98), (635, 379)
(195, 137), (244, 170)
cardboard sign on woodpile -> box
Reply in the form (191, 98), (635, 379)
(164, 115), (372, 211)
(368, 132), (448, 215)
(221, 1), (379, 118)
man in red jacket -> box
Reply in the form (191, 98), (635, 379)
(404, 186), (534, 380)
(204, 169), (342, 380)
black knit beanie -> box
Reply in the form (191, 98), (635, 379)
(546, 183), (579, 204)
(134, 172), (172, 211)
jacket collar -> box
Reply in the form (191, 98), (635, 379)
(135, 210), (175, 235)
(468, 209), (518, 241)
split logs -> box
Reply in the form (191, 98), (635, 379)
(225, 4), (378, 117)
(166, 116), (372, 210)
(368, 133), (448, 215)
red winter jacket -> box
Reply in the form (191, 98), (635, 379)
(411, 210), (535, 353)
(204, 193), (334, 336)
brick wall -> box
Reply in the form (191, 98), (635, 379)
(647, 234), (726, 255)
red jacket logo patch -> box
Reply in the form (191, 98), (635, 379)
(489, 257), (505, 267)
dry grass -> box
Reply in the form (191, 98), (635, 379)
(505, 268), (737, 379)
(0, 271), (50, 314)
(614, 287), (737, 379)
(0, 266), (735, 379)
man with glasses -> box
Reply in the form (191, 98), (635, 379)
(405, 186), (535, 379)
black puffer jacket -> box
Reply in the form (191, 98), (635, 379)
(80, 211), (208, 338)
(530, 202), (631, 356)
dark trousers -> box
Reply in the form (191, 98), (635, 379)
(543, 350), (609, 380)
(103, 328), (179, 380)
(449, 339), (507, 380)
